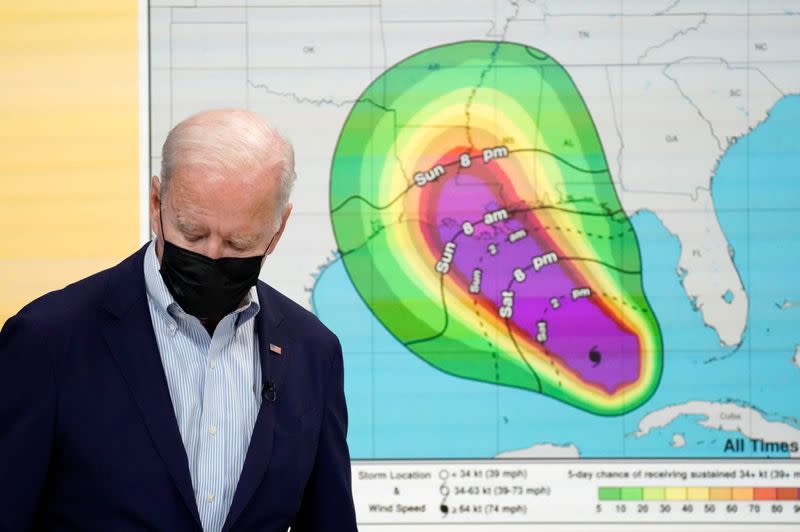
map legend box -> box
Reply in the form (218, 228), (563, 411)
(353, 461), (800, 525)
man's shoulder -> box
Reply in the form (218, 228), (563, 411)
(7, 246), (146, 329)
(257, 280), (338, 346)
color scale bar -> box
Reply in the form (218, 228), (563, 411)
(599, 487), (800, 501)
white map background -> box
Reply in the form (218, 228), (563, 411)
(149, 0), (800, 459)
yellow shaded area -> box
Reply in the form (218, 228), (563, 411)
(687, 487), (710, 500)
(0, 2), (140, 325)
(642, 487), (665, 501)
(664, 487), (687, 501)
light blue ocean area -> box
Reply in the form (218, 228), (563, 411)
(312, 95), (800, 459)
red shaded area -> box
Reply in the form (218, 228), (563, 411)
(776, 488), (798, 500)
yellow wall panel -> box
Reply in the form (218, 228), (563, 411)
(0, 1), (141, 325)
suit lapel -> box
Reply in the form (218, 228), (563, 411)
(99, 245), (202, 529)
(222, 282), (292, 532)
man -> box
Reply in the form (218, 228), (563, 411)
(0, 109), (358, 531)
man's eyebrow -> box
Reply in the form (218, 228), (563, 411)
(228, 233), (261, 247)
(175, 216), (203, 234)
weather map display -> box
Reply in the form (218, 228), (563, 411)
(330, 41), (662, 416)
(148, 1), (800, 528)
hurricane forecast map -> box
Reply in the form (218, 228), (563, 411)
(149, 0), (800, 526)
(330, 41), (662, 415)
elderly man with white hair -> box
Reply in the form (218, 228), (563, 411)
(0, 109), (358, 531)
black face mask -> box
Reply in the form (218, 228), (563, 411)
(158, 207), (276, 322)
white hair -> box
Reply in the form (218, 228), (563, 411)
(160, 109), (296, 225)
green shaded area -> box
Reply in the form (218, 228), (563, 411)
(329, 41), (663, 415)
(598, 487), (622, 501)
(620, 487), (645, 501)
(343, 225), (540, 390)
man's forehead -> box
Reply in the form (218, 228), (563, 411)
(172, 160), (278, 196)
(171, 162), (263, 187)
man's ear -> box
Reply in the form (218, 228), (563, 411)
(150, 176), (162, 234)
(150, 176), (164, 256)
(267, 202), (293, 255)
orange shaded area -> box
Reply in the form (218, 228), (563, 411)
(708, 487), (732, 500)
(754, 487), (777, 501)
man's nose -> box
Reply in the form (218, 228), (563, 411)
(200, 237), (226, 260)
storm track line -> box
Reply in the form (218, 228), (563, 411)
(330, 146), (609, 213)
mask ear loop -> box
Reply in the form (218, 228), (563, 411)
(263, 230), (278, 258)
(158, 195), (167, 246)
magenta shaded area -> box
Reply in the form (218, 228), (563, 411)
(427, 172), (641, 393)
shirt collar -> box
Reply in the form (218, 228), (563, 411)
(143, 240), (260, 327)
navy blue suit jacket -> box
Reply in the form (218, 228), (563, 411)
(0, 244), (357, 531)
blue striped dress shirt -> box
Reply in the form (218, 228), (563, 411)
(143, 240), (262, 532)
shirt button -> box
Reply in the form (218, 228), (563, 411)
(168, 322), (177, 334)
(207, 492), (215, 503)
(209, 424), (218, 435)
(209, 359), (216, 369)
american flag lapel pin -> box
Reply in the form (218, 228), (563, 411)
(269, 343), (282, 356)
